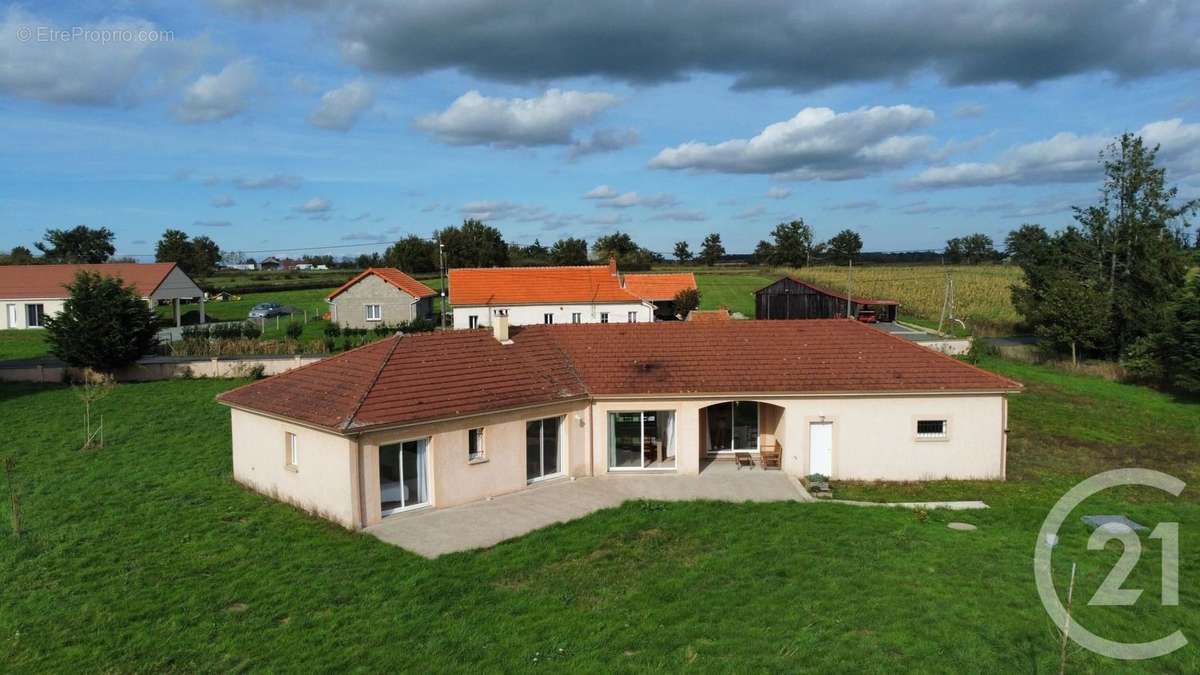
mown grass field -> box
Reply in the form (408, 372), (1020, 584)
(0, 330), (48, 361)
(1, 360), (1197, 671)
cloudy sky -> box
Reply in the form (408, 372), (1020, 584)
(2, 1), (1199, 259)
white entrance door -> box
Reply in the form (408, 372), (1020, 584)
(5, 304), (16, 329)
(809, 422), (833, 476)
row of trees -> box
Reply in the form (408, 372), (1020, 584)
(1006, 133), (1199, 392)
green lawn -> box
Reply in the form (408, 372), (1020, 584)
(2, 360), (1198, 671)
(694, 271), (777, 316)
(0, 330), (48, 361)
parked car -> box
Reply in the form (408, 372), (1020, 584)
(248, 302), (288, 319)
(855, 309), (877, 324)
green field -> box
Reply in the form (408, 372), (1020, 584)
(0, 330), (48, 361)
(2, 360), (1197, 671)
(693, 271), (777, 316)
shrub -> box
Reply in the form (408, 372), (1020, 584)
(323, 336), (336, 353)
(285, 321), (304, 340)
(372, 322), (393, 337)
(673, 287), (701, 317)
(323, 323), (342, 338)
(241, 321), (262, 339)
(44, 271), (160, 373)
(401, 317), (436, 333)
(1120, 336), (1163, 384)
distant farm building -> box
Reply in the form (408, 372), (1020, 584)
(754, 276), (898, 322)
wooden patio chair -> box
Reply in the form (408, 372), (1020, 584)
(760, 442), (782, 470)
(734, 451), (754, 470)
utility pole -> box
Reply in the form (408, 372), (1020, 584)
(846, 258), (853, 318)
(438, 239), (447, 330)
(938, 270), (956, 334)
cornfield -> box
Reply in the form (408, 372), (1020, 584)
(778, 264), (1025, 335)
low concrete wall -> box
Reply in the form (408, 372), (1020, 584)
(0, 354), (324, 383)
(920, 339), (972, 356)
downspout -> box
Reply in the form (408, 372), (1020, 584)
(1001, 397), (1008, 481)
(588, 404), (595, 477)
(354, 434), (366, 529)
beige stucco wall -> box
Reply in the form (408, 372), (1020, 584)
(590, 394), (1006, 481)
(1, 298), (65, 329)
(330, 274), (422, 329)
(357, 399), (590, 526)
(230, 409), (360, 528)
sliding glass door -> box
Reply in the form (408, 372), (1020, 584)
(706, 402), (759, 452)
(526, 417), (562, 482)
(380, 439), (428, 514)
(608, 411), (675, 470)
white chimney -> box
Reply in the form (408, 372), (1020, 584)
(492, 309), (511, 344)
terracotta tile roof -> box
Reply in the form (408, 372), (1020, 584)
(449, 265), (643, 305)
(623, 272), (697, 301)
(218, 329), (588, 431)
(757, 276), (900, 306)
(0, 263), (180, 299)
(327, 268), (437, 301)
(218, 319), (1019, 432)
(687, 308), (731, 322)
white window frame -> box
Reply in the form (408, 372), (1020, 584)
(468, 427), (486, 463)
(543, 313), (554, 325)
(468, 315), (479, 329)
(914, 418), (950, 441)
(599, 312), (609, 323)
(25, 303), (46, 328)
(284, 432), (299, 471)
(365, 304), (382, 322)
(571, 312), (582, 324)
(627, 311), (638, 323)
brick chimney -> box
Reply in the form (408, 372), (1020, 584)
(492, 309), (511, 344)
(608, 256), (618, 276)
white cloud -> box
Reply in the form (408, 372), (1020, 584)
(193, 220), (233, 228)
(906, 118), (1200, 189)
(297, 197), (331, 212)
(0, 8), (205, 106)
(210, 195), (236, 208)
(765, 186), (791, 199)
(649, 105), (935, 180)
(734, 206), (768, 220)
(174, 59), (257, 123)
(308, 79), (375, 130)
(584, 185), (618, 199)
(653, 209), (708, 222)
(416, 89), (619, 147)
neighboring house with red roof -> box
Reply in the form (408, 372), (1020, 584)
(0, 262), (205, 330)
(448, 259), (697, 328)
(217, 318), (1020, 529)
(326, 268), (437, 328)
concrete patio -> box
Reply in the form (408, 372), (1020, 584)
(366, 462), (812, 558)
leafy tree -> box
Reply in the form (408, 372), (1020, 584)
(4, 246), (35, 265)
(189, 236), (221, 277)
(826, 229), (863, 265)
(354, 252), (383, 268)
(673, 287), (701, 316)
(549, 237), (589, 265)
(1030, 275), (1112, 365)
(523, 239), (549, 260)
(673, 240), (693, 264)
(699, 233), (725, 266)
(36, 225), (115, 263)
(1159, 274), (1200, 393)
(944, 233), (998, 264)
(43, 272), (160, 373)
(592, 231), (640, 261)
(763, 219), (814, 267)
(753, 240), (775, 265)
(154, 229), (221, 277)
(385, 235), (438, 273)
(436, 219), (509, 268)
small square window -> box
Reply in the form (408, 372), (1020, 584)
(627, 311), (638, 323)
(365, 304), (382, 321)
(468, 427), (485, 461)
(285, 432), (299, 470)
(599, 312), (609, 323)
(543, 313), (554, 325)
(916, 419), (947, 438)
(468, 315), (479, 329)
(571, 312), (581, 324)
(25, 303), (45, 328)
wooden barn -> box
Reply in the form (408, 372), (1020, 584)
(754, 276), (899, 322)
